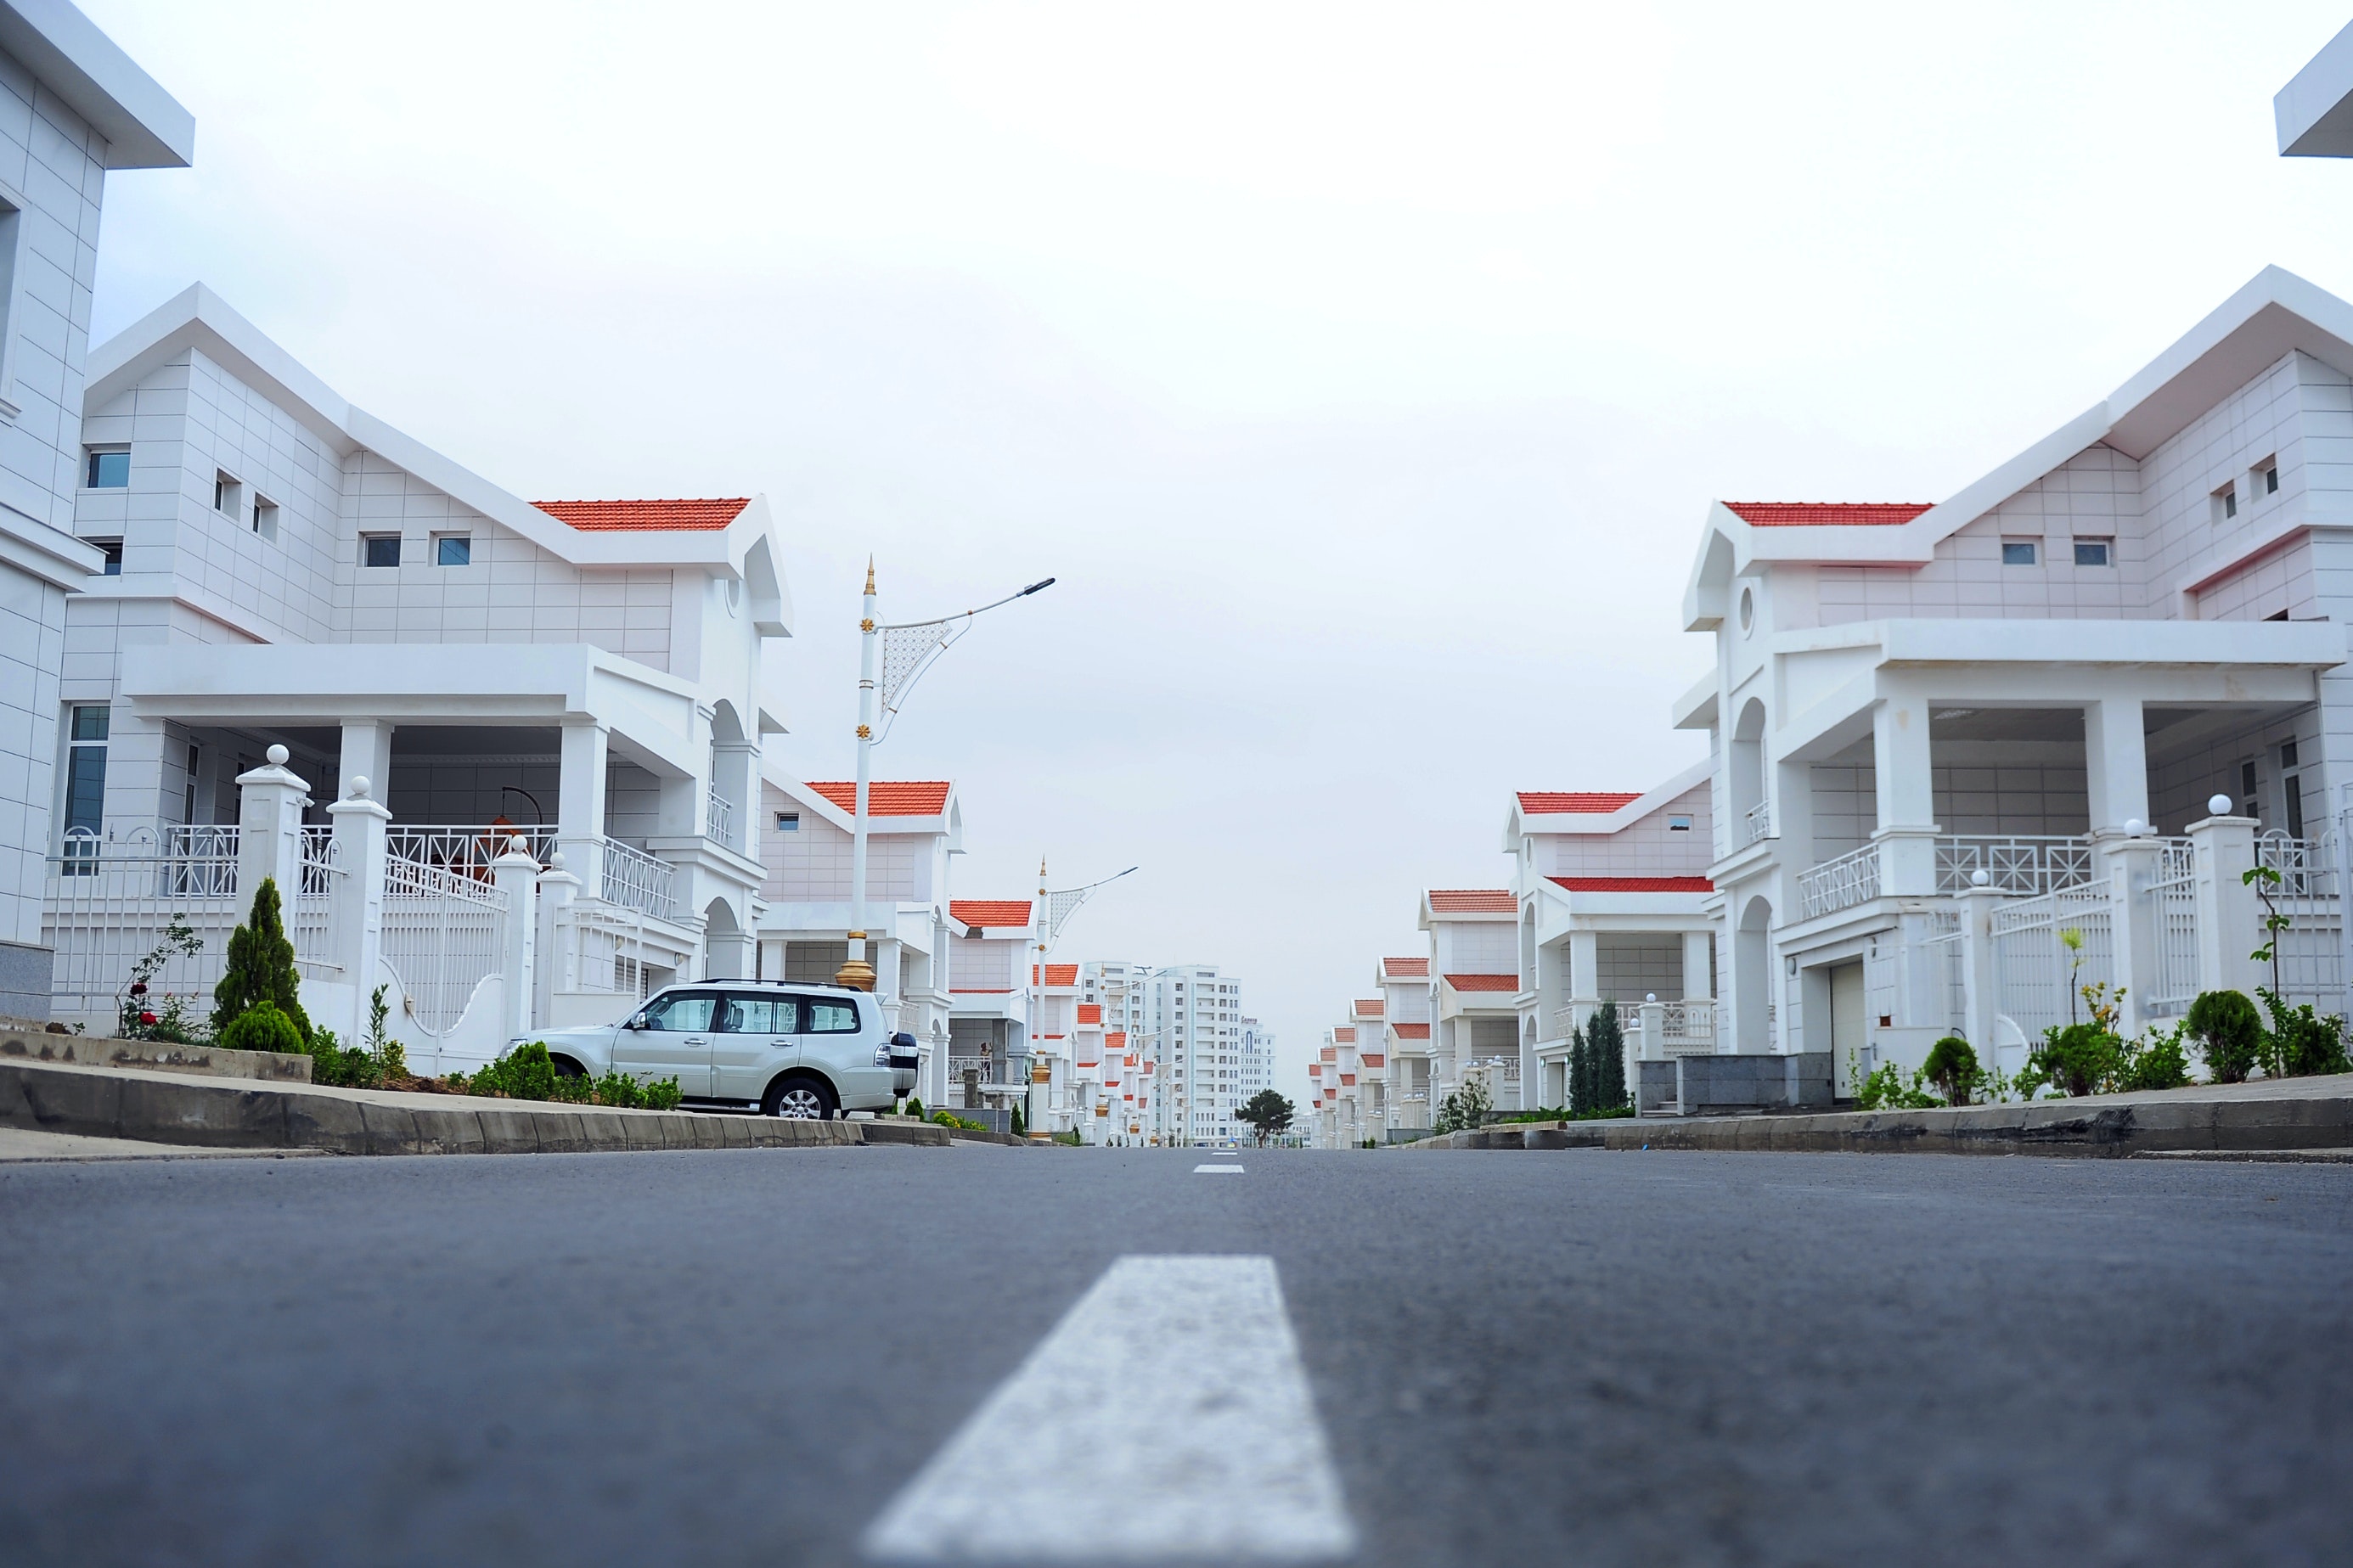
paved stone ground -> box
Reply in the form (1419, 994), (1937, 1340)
(3, 1147), (2349, 1565)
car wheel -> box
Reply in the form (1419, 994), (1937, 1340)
(551, 1055), (587, 1080)
(766, 1075), (836, 1120)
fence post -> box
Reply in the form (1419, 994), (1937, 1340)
(1958, 878), (2005, 1064)
(234, 745), (307, 913)
(2097, 829), (2162, 1037)
(535, 851), (582, 1031)
(492, 836), (541, 1043)
(1638, 997), (1666, 1062)
(324, 774), (391, 1046)
(2189, 801), (2263, 999)
(2338, 790), (2353, 1025)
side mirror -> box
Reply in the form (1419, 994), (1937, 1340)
(623, 1014), (648, 1031)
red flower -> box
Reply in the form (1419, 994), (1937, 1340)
(138, 1012), (158, 1026)
(129, 982), (148, 995)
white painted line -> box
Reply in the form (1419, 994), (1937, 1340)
(862, 1256), (1355, 1563)
(1193, 1163), (1246, 1173)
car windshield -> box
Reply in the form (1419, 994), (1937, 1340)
(641, 993), (717, 1031)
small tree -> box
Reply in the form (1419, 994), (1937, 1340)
(1922, 1036), (1979, 1105)
(2185, 989), (2261, 1084)
(1236, 1089), (1294, 1144)
(1589, 1000), (1627, 1110)
(211, 878), (310, 1044)
(1568, 1023), (1592, 1116)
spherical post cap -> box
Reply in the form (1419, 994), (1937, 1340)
(1645, 992), (1658, 1003)
(347, 775), (369, 800)
(1970, 868), (1990, 886)
(267, 744), (290, 766)
(2125, 818), (2147, 838)
(2209, 793), (2235, 817)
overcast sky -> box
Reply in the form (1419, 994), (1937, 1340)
(82, 1), (2353, 1099)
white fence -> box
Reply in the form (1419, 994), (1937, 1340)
(384, 824), (556, 880)
(600, 838), (678, 919)
(2146, 840), (2200, 1018)
(42, 829), (242, 1024)
(380, 851), (508, 1034)
(2255, 831), (2342, 1010)
(1905, 909), (1967, 1035)
(1934, 835), (2095, 896)
(1990, 886), (2116, 1040)
(1799, 842), (1880, 919)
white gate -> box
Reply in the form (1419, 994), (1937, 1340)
(2145, 840), (2199, 1019)
(1990, 887), (2114, 1040)
(380, 851), (507, 1034)
(2256, 831), (2341, 1011)
(42, 827), (240, 1024)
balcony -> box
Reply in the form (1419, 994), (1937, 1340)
(600, 838), (678, 919)
(706, 784), (737, 851)
(1797, 842), (1880, 919)
(1741, 800), (1773, 846)
(1932, 835), (2093, 896)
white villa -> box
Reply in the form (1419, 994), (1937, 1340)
(946, 896), (1036, 1122)
(1506, 767), (1716, 1108)
(1419, 888), (1521, 1112)
(0, 2), (189, 1014)
(1675, 266), (2353, 1102)
(1375, 955), (1431, 1133)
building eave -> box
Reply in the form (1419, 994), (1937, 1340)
(0, 0), (193, 168)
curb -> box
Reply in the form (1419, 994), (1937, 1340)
(0, 1028), (313, 1083)
(0, 1058), (954, 1155)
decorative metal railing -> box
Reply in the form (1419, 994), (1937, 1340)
(2251, 831), (2342, 1007)
(1988, 886), (2114, 1040)
(42, 829), (239, 1020)
(1798, 842), (1881, 919)
(380, 851), (508, 1035)
(599, 838), (678, 919)
(384, 824), (555, 881)
(1741, 800), (1773, 846)
(2146, 840), (2199, 1017)
(1934, 835), (2095, 896)
(706, 785), (737, 851)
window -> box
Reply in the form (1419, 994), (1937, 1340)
(722, 995), (785, 1034)
(362, 534), (401, 568)
(250, 497), (279, 542)
(775, 812), (799, 832)
(435, 533), (471, 566)
(2241, 759), (2260, 820)
(639, 992), (717, 1031)
(2214, 483), (2238, 523)
(1668, 814), (1692, 832)
(183, 742), (200, 825)
(62, 705), (108, 864)
(801, 998), (859, 1033)
(214, 471), (242, 517)
(91, 538), (121, 576)
(2257, 457), (2279, 497)
(84, 449), (128, 488)
(2283, 742), (2304, 839)
(2001, 539), (2038, 566)
(2073, 538), (2112, 567)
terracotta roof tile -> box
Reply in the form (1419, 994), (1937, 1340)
(1517, 791), (1643, 814)
(805, 781), (950, 817)
(1031, 964), (1079, 986)
(1723, 501), (1934, 528)
(534, 497), (751, 531)
(1320, 1048), (1337, 1061)
(1551, 875), (1715, 894)
(1077, 1003), (1101, 1025)
(1360, 1054), (1385, 1068)
(1381, 957), (1429, 978)
(1333, 1028), (1356, 1043)
(951, 899), (1033, 929)
(1353, 998), (1385, 1017)
(1392, 1022), (1430, 1040)
(1427, 888), (1517, 913)
(1443, 972), (1519, 993)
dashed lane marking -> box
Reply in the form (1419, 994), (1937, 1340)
(862, 1256), (1355, 1563)
(1193, 1163), (1246, 1173)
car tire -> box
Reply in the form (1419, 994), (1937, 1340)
(550, 1055), (587, 1080)
(765, 1073), (837, 1121)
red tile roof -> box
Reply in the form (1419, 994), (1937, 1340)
(1443, 973), (1519, 993)
(1333, 1028), (1356, 1044)
(1517, 791), (1642, 814)
(534, 497), (751, 531)
(951, 899), (1032, 929)
(1551, 875), (1715, 894)
(1392, 1022), (1430, 1040)
(805, 781), (951, 817)
(1353, 998), (1385, 1017)
(1341, 1075), (1356, 1086)
(1427, 889), (1516, 913)
(1361, 1054), (1385, 1068)
(1077, 1003), (1101, 1025)
(1320, 1048), (1337, 1062)
(1031, 964), (1078, 987)
(1382, 957), (1429, 978)
(1106, 1031), (1126, 1048)
(1723, 501), (1934, 528)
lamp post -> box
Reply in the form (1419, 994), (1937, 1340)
(1026, 858), (1138, 1137)
(835, 562), (1054, 995)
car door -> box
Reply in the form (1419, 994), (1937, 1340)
(613, 990), (717, 1097)
(793, 991), (882, 1102)
(712, 993), (797, 1102)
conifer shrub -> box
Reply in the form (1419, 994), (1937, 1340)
(1922, 1036), (1979, 1105)
(1588, 1000), (1627, 1110)
(211, 879), (311, 1045)
(218, 999), (304, 1056)
(2185, 990), (2262, 1084)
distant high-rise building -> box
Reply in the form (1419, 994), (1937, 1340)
(1081, 961), (1251, 1144)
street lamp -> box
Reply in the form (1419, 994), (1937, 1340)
(836, 563), (1053, 994)
(1026, 859), (1137, 1138)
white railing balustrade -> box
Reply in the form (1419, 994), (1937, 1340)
(2250, 832), (2343, 1008)
(1989, 886), (2115, 1040)
(1550, 1004), (1579, 1040)
(1625, 1000), (1716, 1058)
(1934, 835), (2095, 896)
(2145, 840), (2199, 1017)
(160, 824), (239, 894)
(1742, 800), (1773, 846)
(293, 827), (342, 974)
(42, 830), (241, 1021)
(384, 824), (555, 881)
(706, 784), (737, 851)
(599, 838), (678, 919)
(380, 850), (508, 1034)
(1799, 842), (1881, 919)
(2256, 832), (2336, 898)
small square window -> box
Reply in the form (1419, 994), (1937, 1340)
(2001, 540), (2037, 566)
(2264, 463), (2280, 495)
(2214, 483), (2238, 522)
(2073, 539), (2111, 567)
(250, 497), (279, 541)
(775, 812), (799, 832)
(214, 471), (242, 516)
(92, 538), (121, 576)
(71, 704), (110, 742)
(435, 534), (471, 567)
(84, 449), (128, 488)
(1668, 814), (1692, 831)
(362, 534), (401, 568)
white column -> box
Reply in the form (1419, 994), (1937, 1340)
(2189, 801), (2264, 999)
(1637, 997), (1667, 1063)
(1957, 880), (2004, 1068)
(535, 852), (583, 1029)
(556, 722), (609, 902)
(1568, 929), (1599, 1023)
(2098, 831), (2163, 1037)
(1871, 693), (1939, 896)
(492, 836), (541, 1042)
(324, 774), (391, 1046)
(712, 739), (758, 857)
(234, 745), (307, 911)
(2084, 697), (2150, 834)
(336, 722), (392, 810)
(1680, 930), (1714, 999)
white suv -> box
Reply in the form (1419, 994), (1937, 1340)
(526, 981), (920, 1118)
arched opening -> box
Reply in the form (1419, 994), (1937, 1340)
(702, 894), (752, 981)
(1736, 894), (1774, 1053)
(707, 700), (751, 853)
(1731, 698), (1768, 845)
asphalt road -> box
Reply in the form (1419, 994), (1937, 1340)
(3, 1144), (2350, 1566)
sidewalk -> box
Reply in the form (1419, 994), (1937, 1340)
(1399, 1073), (2353, 1158)
(0, 1056), (955, 1157)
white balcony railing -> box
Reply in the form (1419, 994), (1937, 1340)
(1741, 800), (1773, 846)
(600, 837), (678, 919)
(1798, 842), (1881, 919)
(385, 824), (557, 880)
(706, 784), (737, 851)
(1934, 835), (2094, 896)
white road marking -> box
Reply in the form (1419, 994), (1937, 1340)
(1193, 1163), (1246, 1173)
(862, 1256), (1355, 1563)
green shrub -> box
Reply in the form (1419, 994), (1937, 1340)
(1054, 1127), (1083, 1146)
(2029, 1022), (2124, 1099)
(2256, 989), (2350, 1079)
(930, 1109), (991, 1132)
(455, 1042), (681, 1108)
(2114, 1026), (2193, 1093)
(1922, 1037), (1980, 1105)
(2186, 990), (2261, 1084)
(1010, 1104), (1026, 1138)
(641, 1076), (683, 1111)
(219, 1000), (305, 1056)
(1855, 1059), (1939, 1110)
(903, 1096), (926, 1120)
(211, 879), (310, 1045)
(465, 1041), (560, 1101)
(304, 1028), (382, 1088)
(1589, 1001), (1628, 1110)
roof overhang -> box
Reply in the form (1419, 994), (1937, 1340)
(1502, 756), (1712, 846)
(0, 0), (192, 169)
(2279, 20), (2353, 156)
(761, 767), (957, 839)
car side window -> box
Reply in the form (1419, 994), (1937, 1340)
(800, 997), (860, 1034)
(723, 995), (788, 1034)
(642, 993), (717, 1032)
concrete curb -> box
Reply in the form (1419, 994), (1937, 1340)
(1393, 1081), (2353, 1158)
(0, 1027), (312, 1082)
(0, 1058), (954, 1155)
